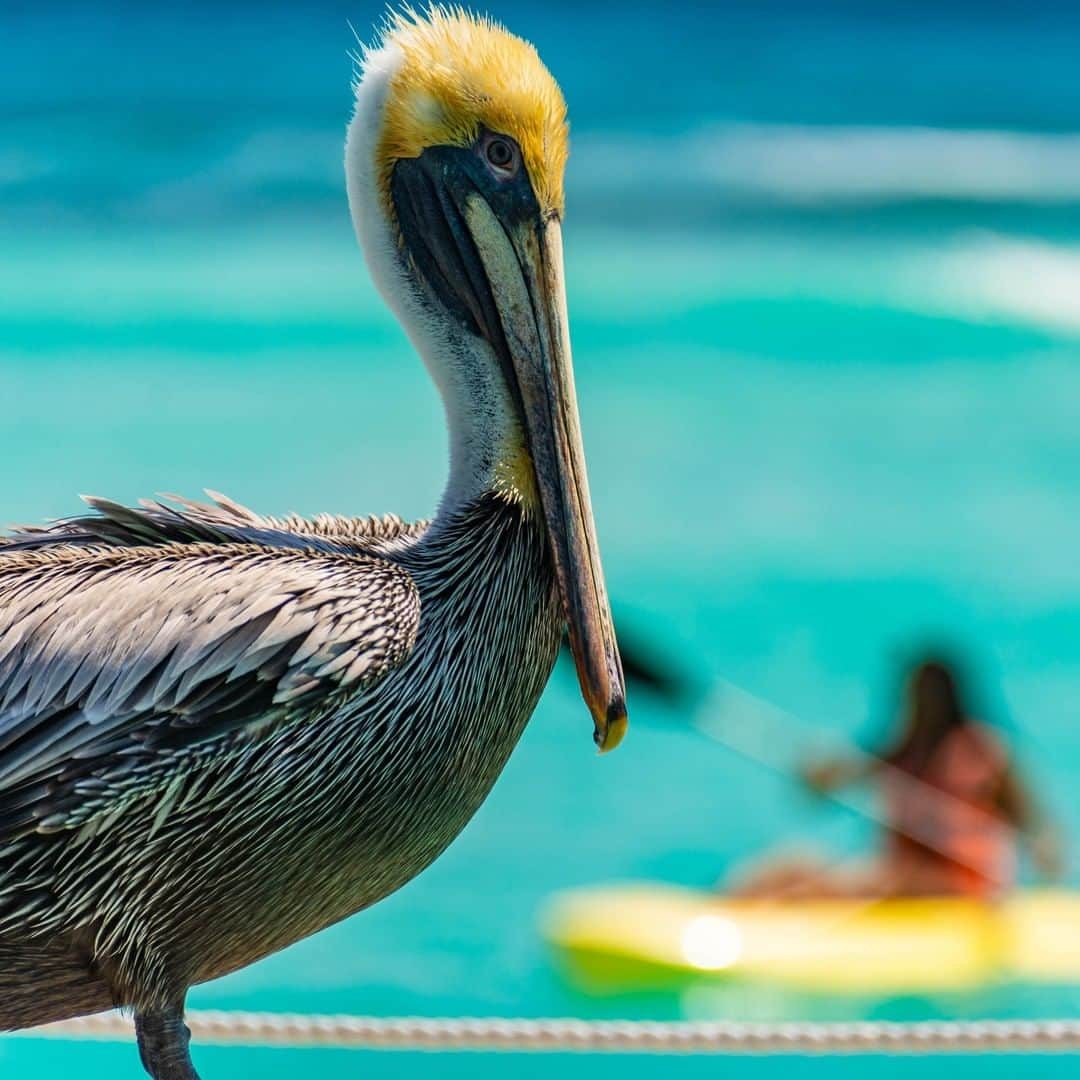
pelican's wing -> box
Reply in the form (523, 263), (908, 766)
(0, 543), (420, 837)
(4, 492), (430, 556)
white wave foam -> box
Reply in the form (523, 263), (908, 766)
(573, 125), (1080, 204)
(901, 234), (1080, 335)
(7, 122), (1080, 211)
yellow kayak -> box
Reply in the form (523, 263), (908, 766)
(542, 884), (1080, 994)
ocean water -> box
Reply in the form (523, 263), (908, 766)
(3, 2), (1080, 1077)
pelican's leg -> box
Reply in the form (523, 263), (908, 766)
(134, 1006), (200, 1080)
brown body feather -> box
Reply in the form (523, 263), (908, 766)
(0, 491), (560, 1024)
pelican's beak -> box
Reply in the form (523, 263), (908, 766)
(389, 150), (627, 751)
(466, 205), (627, 753)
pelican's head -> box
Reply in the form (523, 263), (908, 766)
(346, 7), (626, 752)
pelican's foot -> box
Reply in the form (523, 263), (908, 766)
(134, 1007), (201, 1080)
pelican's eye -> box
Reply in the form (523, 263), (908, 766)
(481, 132), (519, 178)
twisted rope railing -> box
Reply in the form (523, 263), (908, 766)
(13, 1012), (1080, 1054)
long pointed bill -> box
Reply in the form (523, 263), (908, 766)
(461, 201), (627, 752)
(389, 149), (627, 751)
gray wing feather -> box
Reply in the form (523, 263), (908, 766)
(3, 492), (429, 555)
(0, 542), (420, 836)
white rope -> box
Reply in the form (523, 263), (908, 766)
(13, 1012), (1080, 1054)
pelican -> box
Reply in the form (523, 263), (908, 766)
(0, 9), (626, 1078)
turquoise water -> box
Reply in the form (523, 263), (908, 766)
(4, 2), (1080, 1077)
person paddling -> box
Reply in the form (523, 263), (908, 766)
(731, 657), (1062, 899)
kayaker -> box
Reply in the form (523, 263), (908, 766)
(732, 657), (1062, 899)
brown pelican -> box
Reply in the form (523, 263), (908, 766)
(0, 9), (626, 1078)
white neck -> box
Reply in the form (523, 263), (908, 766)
(345, 43), (521, 522)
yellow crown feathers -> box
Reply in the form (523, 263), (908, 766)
(368, 6), (569, 215)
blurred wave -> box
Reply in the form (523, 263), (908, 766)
(6, 220), (1080, 342)
(574, 126), (1080, 205)
(910, 234), (1080, 334)
(6, 116), (1080, 232)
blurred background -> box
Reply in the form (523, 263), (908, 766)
(3, 1), (1080, 1076)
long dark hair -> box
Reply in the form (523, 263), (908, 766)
(880, 658), (968, 774)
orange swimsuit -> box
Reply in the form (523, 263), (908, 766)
(883, 725), (1015, 897)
